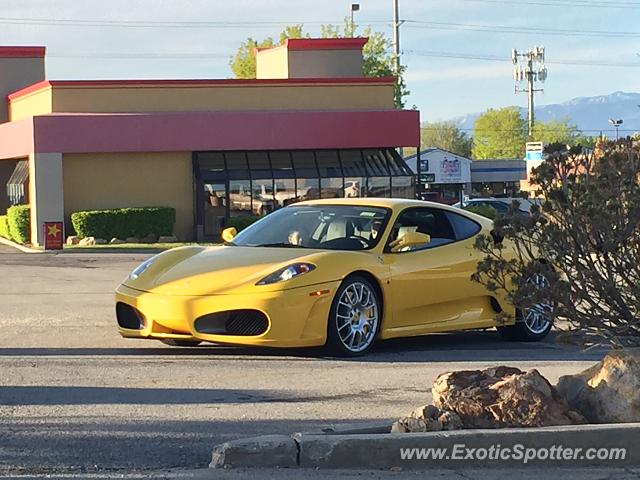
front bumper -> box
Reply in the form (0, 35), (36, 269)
(115, 281), (340, 347)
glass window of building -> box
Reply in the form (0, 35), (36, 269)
(368, 177), (391, 198)
(339, 150), (366, 176)
(203, 182), (226, 236)
(270, 151), (295, 178)
(391, 176), (415, 199)
(274, 178), (297, 208)
(316, 150), (342, 177)
(225, 152), (250, 180)
(229, 179), (253, 217)
(292, 151), (318, 178)
(320, 177), (344, 199)
(247, 151), (271, 179)
(363, 149), (390, 176)
(252, 179), (275, 216)
(296, 178), (320, 201)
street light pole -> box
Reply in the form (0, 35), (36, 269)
(350, 3), (360, 34)
(609, 118), (623, 140)
(392, 0), (401, 75)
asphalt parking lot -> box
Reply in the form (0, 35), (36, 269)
(0, 244), (610, 477)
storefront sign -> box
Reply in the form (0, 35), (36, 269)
(44, 221), (63, 250)
(419, 173), (436, 183)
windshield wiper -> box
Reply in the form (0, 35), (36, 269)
(253, 242), (306, 248)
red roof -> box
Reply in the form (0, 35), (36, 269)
(0, 46), (46, 58)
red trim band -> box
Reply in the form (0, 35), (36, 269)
(0, 46), (46, 58)
(285, 38), (368, 51)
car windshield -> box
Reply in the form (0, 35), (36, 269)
(231, 205), (390, 251)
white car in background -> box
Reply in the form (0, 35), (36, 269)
(454, 197), (538, 215)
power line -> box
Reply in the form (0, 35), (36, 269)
(404, 20), (640, 38)
(0, 16), (390, 29)
(405, 50), (640, 68)
(459, 0), (640, 9)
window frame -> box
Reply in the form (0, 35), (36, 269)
(384, 206), (479, 254)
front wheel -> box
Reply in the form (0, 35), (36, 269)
(497, 273), (554, 341)
(160, 339), (202, 347)
(326, 275), (381, 356)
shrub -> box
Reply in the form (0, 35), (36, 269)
(225, 215), (261, 233)
(7, 205), (31, 244)
(0, 215), (10, 241)
(464, 204), (498, 220)
(71, 207), (176, 240)
(473, 140), (640, 347)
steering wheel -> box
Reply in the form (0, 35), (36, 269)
(349, 236), (370, 248)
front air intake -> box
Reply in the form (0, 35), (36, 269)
(194, 310), (269, 336)
(116, 302), (146, 330)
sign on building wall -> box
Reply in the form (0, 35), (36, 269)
(44, 221), (63, 250)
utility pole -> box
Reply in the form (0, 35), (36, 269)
(350, 4), (360, 34)
(512, 46), (547, 138)
(392, 0), (401, 76)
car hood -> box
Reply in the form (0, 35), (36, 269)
(122, 245), (340, 295)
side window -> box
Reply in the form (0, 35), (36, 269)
(446, 211), (481, 240)
(387, 207), (456, 252)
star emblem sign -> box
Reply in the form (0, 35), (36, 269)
(47, 224), (61, 237)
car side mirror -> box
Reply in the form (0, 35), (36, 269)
(389, 231), (431, 253)
(221, 227), (237, 243)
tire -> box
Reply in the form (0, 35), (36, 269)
(497, 273), (554, 342)
(160, 339), (202, 347)
(326, 275), (382, 356)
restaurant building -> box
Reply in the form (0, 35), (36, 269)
(0, 39), (419, 245)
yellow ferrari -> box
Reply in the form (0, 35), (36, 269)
(115, 199), (553, 356)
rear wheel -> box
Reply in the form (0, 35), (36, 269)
(326, 275), (381, 356)
(497, 273), (554, 341)
(160, 339), (202, 347)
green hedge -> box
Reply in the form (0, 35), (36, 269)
(71, 207), (176, 239)
(6, 205), (31, 244)
(0, 215), (9, 241)
(464, 204), (498, 221)
(225, 215), (261, 233)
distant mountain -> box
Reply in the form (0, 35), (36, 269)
(451, 91), (640, 136)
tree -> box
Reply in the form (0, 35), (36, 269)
(472, 139), (640, 347)
(421, 121), (473, 157)
(532, 118), (580, 145)
(472, 107), (527, 159)
(229, 19), (409, 107)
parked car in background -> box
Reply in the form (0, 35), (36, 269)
(453, 198), (533, 215)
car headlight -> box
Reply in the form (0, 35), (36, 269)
(130, 257), (157, 280)
(256, 263), (316, 286)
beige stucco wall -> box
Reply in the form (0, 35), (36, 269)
(8, 87), (52, 121)
(256, 46), (289, 79)
(29, 152), (64, 246)
(288, 50), (364, 78)
(0, 56), (45, 123)
(62, 152), (194, 240)
(9, 82), (394, 121)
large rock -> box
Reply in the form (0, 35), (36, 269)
(557, 349), (640, 423)
(66, 236), (80, 246)
(139, 233), (157, 244)
(432, 366), (586, 428)
(392, 405), (463, 433)
(125, 236), (140, 244)
(78, 236), (96, 246)
(157, 235), (178, 243)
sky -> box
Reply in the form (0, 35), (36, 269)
(2, 0), (640, 122)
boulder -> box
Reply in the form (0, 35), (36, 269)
(139, 233), (157, 244)
(432, 366), (585, 428)
(66, 236), (80, 246)
(78, 236), (96, 246)
(392, 405), (463, 433)
(125, 236), (140, 244)
(557, 349), (640, 423)
(157, 235), (178, 243)
(109, 238), (126, 245)
(94, 238), (108, 245)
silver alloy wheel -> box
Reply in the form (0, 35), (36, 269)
(336, 281), (379, 353)
(523, 273), (553, 334)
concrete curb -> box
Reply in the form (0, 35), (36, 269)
(0, 235), (42, 253)
(210, 423), (640, 469)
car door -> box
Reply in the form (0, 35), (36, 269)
(382, 207), (486, 336)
